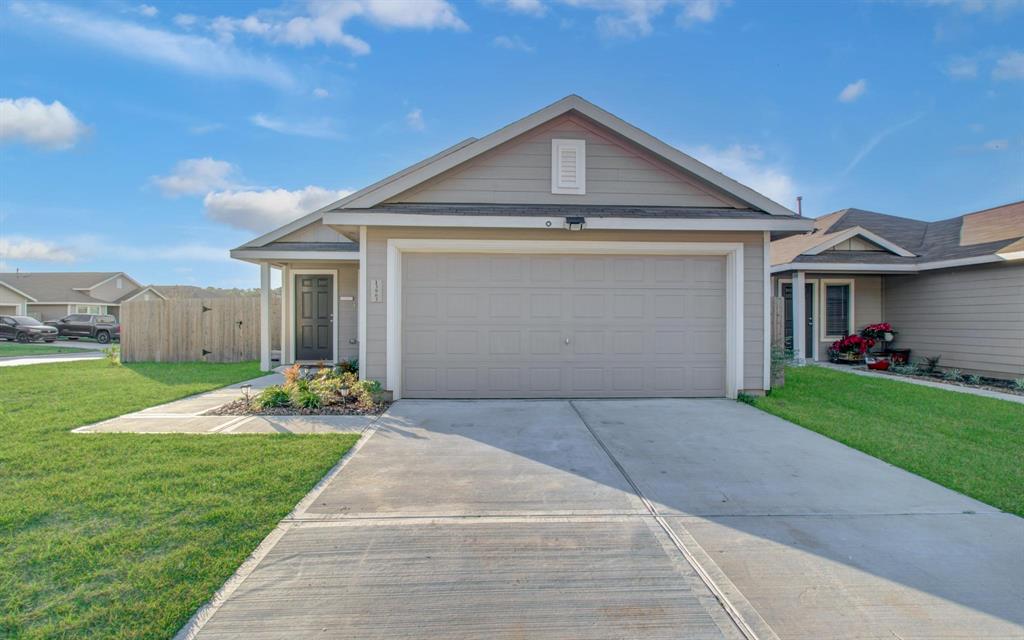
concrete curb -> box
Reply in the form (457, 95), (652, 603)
(813, 363), (1024, 405)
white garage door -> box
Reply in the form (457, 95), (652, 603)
(401, 253), (727, 398)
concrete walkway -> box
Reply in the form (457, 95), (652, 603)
(74, 373), (376, 434)
(815, 361), (1024, 405)
(180, 399), (1024, 640)
(0, 350), (105, 367)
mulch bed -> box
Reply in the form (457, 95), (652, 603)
(864, 369), (1024, 397)
(206, 399), (389, 417)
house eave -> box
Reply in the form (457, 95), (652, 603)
(230, 249), (361, 264)
(322, 212), (814, 232)
(770, 253), (1015, 275)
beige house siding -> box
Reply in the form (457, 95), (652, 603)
(89, 276), (137, 303)
(277, 262), (358, 364)
(393, 115), (744, 209)
(363, 227), (766, 392)
(884, 262), (1024, 378)
(0, 285), (28, 308)
(27, 304), (71, 322)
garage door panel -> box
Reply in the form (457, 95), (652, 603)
(402, 253), (727, 398)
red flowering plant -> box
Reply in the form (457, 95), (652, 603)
(830, 334), (875, 357)
(860, 322), (896, 341)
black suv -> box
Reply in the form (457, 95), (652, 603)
(45, 314), (120, 344)
(0, 315), (59, 343)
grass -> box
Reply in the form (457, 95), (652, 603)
(753, 365), (1024, 517)
(0, 342), (82, 357)
(0, 360), (359, 639)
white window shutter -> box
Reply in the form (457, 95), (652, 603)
(551, 139), (586, 194)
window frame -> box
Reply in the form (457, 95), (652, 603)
(819, 278), (855, 341)
(73, 304), (103, 315)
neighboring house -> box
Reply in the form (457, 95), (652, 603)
(0, 272), (166, 321)
(232, 95), (812, 399)
(771, 201), (1024, 379)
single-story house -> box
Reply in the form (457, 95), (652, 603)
(0, 271), (166, 321)
(232, 95), (813, 399)
(771, 201), (1024, 379)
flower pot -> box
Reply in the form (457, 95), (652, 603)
(867, 358), (890, 371)
(883, 332), (894, 342)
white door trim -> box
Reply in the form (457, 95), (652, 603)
(385, 239), (746, 400)
(289, 269), (339, 364)
(778, 277), (820, 362)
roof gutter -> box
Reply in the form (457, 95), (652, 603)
(322, 212), (814, 232)
(771, 252), (1019, 274)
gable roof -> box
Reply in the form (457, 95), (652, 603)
(771, 201), (1024, 271)
(244, 95), (801, 248)
(0, 272), (148, 304)
(114, 286), (168, 303)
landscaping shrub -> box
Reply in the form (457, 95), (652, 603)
(942, 368), (963, 382)
(255, 385), (291, 408)
(294, 387), (324, 409)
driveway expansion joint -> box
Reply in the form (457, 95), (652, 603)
(568, 399), (780, 640)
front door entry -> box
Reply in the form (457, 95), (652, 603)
(295, 274), (333, 361)
(782, 282), (815, 358)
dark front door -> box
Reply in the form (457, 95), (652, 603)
(782, 282), (815, 357)
(295, 274), (333, 361)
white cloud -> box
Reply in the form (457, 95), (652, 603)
(993, 51), (1024, 80)
(188, 123), (223, 135)
(137, 4), (158, 17)
(211, 0), (467, 56)
(503, 0), (547, 16)
(8, 1), (294, 88)
(924, 0), (1024, 14)
(677, 0), (730, 26)
(151, 158), (240, 197)
(405, 108), (425, 131)
(173, 13), (197, 28)
(945, 56), (978, 78)
(560, 0), (729, 38)
(0, 97), (88, 150)
(838, 79), (867, 103)
(312, 87), (329, 98)
(250, 113), (343, 139)
(0, 235), (77, 262)
(982, 138), (1009, 151)
(493, 34), (535, 52)
(204, 186), (353, 232)
(690, 144), (796, 207)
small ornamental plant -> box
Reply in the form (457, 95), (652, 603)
(860, 322), (895, 341)
(831, 334), (875, 355)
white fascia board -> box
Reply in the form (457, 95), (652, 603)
(0, 280), (38, 302)
(996, 249), (1024, 261)
(341, 95), (798, 217)
(323, 211), (814, 232)
(119, 286), (168, 303)
(771, 254), (1007, 274)
(803, 226), (916, 257)
(230, 249), (360, 261)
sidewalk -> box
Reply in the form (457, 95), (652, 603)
(0, 350), (106, 367)
(74, 373), (377, 434)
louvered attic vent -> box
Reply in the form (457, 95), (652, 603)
(551, 139), (586, 195)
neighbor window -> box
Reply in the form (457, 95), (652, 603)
(823, 283), (852, 338)
(116, 277), (123, 289)
(74, 305), (102, 315)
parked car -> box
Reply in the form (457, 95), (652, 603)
(45, 314), (120, 344)
(0, 315), (59, 343)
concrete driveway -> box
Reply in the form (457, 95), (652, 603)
(185, 399), (1024, 640)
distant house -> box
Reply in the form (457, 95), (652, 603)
(771, 201), (1024, 379)
(0, 272), (166, 321)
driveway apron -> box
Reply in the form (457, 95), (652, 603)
(190, 400), (750, 640)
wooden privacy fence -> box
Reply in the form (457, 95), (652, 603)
(121, 296), (280, 363)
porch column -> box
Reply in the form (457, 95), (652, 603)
(792, 270), (806, 364)
(259, 262), (271, 371)
(278, 266), (287, 366)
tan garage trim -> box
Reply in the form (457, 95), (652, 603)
(385, 238), (745, 399)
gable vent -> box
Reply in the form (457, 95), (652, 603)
(551, 139), (586, 195)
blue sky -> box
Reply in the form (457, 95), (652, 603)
(1, 0), (1022, 287)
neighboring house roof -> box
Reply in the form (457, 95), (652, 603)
(0, 272), (152, 305)
(241, 94), (805, 249)
(771, 201), (1024, 271)
(113, 286), (168, 303)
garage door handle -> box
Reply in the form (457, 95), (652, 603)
(565, 338), (570, 345)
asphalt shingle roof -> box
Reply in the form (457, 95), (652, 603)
(0, 272), (121, 303)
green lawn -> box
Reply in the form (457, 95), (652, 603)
(753, 365), (1024, 517)
(0, 360), (359, 639)
(0, 342), (83, 357)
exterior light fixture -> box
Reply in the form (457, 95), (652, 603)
(241, 384), (252, 404)
(564, 216), (586, 231)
